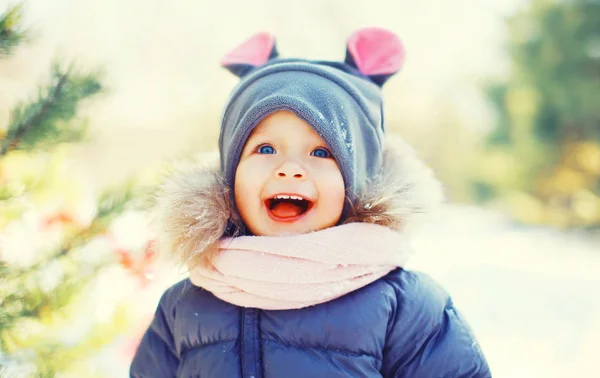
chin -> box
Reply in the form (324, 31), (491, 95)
(245, 211), (338, 236)
(254, 220), (312, 236)
(265, 224), (309, 236)
(270, 230), (304, 237)
(272, 222), (333, 236)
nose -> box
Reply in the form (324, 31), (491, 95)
(275, 160), (306, 179)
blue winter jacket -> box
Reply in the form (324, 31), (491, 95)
(130, 140), (491, 377)
(130, 269), (490, 378)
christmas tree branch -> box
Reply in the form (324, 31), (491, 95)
(0, 3), (27, 58)
(32, 304), (133, 375)
(0, 262), (105, 352)
(2, 180), (143, 279)
(0, 180), (146, 338)
(0, 71), (68, 156)
(0, 65), (102, 157)
(57, 180), (143, 256)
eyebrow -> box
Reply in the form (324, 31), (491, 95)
(245, 128), (329, 150)
(246, 122), (271, 137)
(244, 133), (268, 146)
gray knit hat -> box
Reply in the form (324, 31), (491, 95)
(219, 28), (405, 199)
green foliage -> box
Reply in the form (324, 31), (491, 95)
(0, 174), (150, 375)
(479, 0), (600, 228)
(485, 85), (511, 145)
(0, 5), (146, 377)
(0, 261), (100, 342)
(0, 65), (102, 156)
(0, 3), (27, 57)
(489, 0), (600, 150)
(0, 179), (142, 338)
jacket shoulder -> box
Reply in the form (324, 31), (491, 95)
(380, 269), (491, 377)
(155, 278), (199, 314)
(382, 268), (451, 315)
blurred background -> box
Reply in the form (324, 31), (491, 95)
(0, 0), (599, 377)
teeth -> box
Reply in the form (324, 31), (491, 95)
(274, 195), (304, 201)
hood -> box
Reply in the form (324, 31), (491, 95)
(153, 136), (444, 266)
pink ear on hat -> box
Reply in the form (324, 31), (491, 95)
(221, 32), (278, 77)
(345, 27), (405, 86)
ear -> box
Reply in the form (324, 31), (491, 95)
(221, 32), (279, 78)
(344, 27), (405, 87)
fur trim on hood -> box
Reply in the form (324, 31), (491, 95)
(153, 136), (444, 266)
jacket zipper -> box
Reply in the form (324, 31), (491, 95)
(241, 308), (262, 378)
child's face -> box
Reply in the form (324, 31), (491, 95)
(234, 110), (345, 236)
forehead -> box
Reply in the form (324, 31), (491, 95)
(249, 110), (324, 141)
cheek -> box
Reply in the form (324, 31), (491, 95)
(317, 166), (346, 213)
(234, 162), (267, 214)
(331, 178), (346, 213)
(234, 166), (253, 215)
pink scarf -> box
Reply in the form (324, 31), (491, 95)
(188, 223), (411, 310)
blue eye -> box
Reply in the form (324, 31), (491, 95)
(258, 145), (275, 154)
(311, 147), (331, 158)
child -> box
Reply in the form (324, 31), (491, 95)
(130, 28), (491, 377)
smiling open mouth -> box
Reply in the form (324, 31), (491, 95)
(266, 195), (313, 220)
